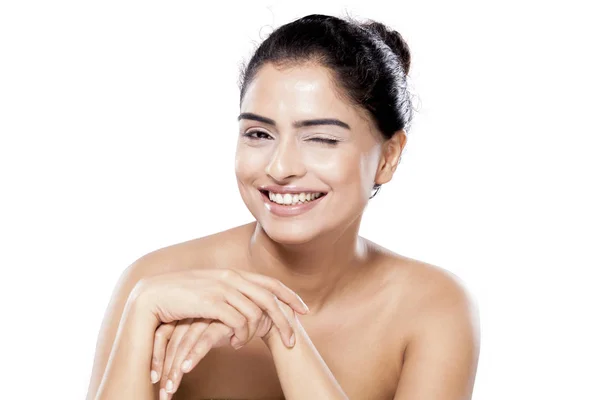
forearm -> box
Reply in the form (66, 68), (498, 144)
(264, 316), (349, 400)
(94, 295), (159, 400)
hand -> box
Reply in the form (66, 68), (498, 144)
(152, 298), (295, 398)
(132, 268), (309, 395)
(151, 318), (238, 399)
(134, 268), (309, 349)
(151, 311), (276, 398)
(261, 298), (298, 348)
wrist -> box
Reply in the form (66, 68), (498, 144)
(260, 325), (278, 349)
(261, 315), (301, 351)
(125, 281), (161, 329)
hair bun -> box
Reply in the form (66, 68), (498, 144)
(360, 21), (411, 75)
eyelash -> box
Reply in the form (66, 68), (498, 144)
(242, 130), (340, 145)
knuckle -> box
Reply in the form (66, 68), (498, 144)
(179, 335), (194, 349)
(249, 308), (263, 324)
(191, 337), (210, 354)
(212, 326), (230, 342)
(219, 323), (233, 336)
(265, 293), (279, 310)
(165, 342), (177, 358)
(218, 268), (236, 280)
(156, 322), (175, 335)
(154, 330), (168, 340)
(235, 315), (248, 329)
(203, 329), (219, 343)
(152, 355), (161, 366)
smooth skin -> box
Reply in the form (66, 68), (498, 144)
(152, 298), (295, 399)
(90, 267), (309, 400)
(138, 269), (306, 397)
(86, 61), (480, 400)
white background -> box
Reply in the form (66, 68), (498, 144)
(1, 1), (598, 399)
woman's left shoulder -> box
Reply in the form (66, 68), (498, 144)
(365, 239), (477, 312)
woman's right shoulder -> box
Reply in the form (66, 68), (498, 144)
(86, 223), (254, 400)
(127, 222), (254, 280)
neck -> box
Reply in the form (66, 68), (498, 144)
(245, 220), (369, 314)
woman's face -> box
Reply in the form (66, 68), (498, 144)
(235, 62), (386, 244)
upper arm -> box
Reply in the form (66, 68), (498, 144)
(393, 273), (480, 400)
(84, 256), (157, 400)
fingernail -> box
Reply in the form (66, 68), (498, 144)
(150, 370), (159, 383)
(298, 297), (309, 313)
(166, 379), (174, 393)
(233, 343), (244, 350)
(289, 333), (296, 347)
(181, 359), (192, 372)
(159, 388), (167, 400)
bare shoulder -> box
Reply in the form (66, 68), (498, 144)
(130, 222), (254, 277)
(367, 240), (473, 306)
(363, 238), (479, 333)
(363, 239), (480, 397)
(85, 223), (255, 400)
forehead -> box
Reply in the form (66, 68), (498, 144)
(240, 62), (367, 124)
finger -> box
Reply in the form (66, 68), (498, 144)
(219, 287), (265, 347)
(182, 321), (233, 375)
(272, 297), (297, 342)
(196, 285), (250, 344)
(221, 276), (295, 347)
(165, 322), (233, 399)
(151, 322), (176, 383)
(237, 269), (310, 314)
(253, 310), (274, 338)
(166, 318), (212, 394)
(160, 319), (192, 393)
(264, 294), (296, 347)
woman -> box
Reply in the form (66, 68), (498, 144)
(87, 13), (480, 400)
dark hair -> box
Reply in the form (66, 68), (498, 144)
(238, 13), (415, 141)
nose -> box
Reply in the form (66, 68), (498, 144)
(265, 136), (306, 182)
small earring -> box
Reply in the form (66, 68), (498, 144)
(369, 183), (382, 199)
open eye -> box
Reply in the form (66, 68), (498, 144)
(243, 130), (272, 140)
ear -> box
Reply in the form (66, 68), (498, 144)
(374, 130), (407, 185)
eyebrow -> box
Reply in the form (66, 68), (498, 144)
(237, 112), (351, 130)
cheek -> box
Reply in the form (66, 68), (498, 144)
(234, 148), (261, 210)
(306, 151), (364, 190)
(235, 145), (265, 179)
(304, 151), (341, 177)
(234, 146), (262, 205)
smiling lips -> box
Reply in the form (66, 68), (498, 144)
(265, 190), (325, 205)
(259, 189), (327, 217)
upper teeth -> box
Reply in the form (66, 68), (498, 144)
(268, 191), (324, 205)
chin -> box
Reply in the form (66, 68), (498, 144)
(259, 218), (323, 245)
